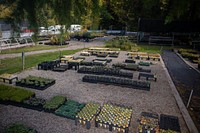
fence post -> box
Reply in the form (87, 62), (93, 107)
(187, 89), (193, 108)
(22, 51), (25, 70)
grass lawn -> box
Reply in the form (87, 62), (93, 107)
(0, 49), (82, 75)
(0, 45), (68, 54)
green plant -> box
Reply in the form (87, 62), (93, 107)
(23, 97), (45, 106)
(0, 84), (35, 102)
(43, 96), (66, 110)
(50, 32), (70, 45)
(55, 100), (85, 119)
(76, 103), (100, 121)
(125, 64), (139, 70)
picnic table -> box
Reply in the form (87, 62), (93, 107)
(138, 73), (157, 81)
(0, 73), (18, 84)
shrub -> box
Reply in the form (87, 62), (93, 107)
(0, 84), (35, 102)
(43, 96), (66, 110)
(105, 37), (137, 51)
(50, 32), (70, 45)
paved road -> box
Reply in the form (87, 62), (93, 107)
(162, 50), (200, 95)
(0, 36), (114, 59)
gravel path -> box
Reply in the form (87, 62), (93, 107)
(0, 36), (114, 59)
(0, 51), (189, 133)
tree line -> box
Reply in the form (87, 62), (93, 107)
(0, 0), (200, 31)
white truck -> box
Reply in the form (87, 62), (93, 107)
(68, 24), (82, 33)
(39, 24), (82, 35)
(39, 25), (66, 36)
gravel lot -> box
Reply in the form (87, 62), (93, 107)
(0, 51), (189, 133)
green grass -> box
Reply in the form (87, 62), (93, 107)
(0, 49), (82, 74)
(137, 44), (173, 54)
(105, 36), (174, 54)
(0, 45), (68, 54)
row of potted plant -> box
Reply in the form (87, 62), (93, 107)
(16, 76), (55, 90)
(78, 66), (133, 78)
(178, 48), (200, 62)
(112, 63), (139, 71)
(76, 103), (101, 122)
(95, 104), (132, 133)
(82, 75), (151, 90)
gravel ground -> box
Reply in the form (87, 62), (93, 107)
(0, 51), (189, 133)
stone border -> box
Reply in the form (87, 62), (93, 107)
(160, 56), (199, 133)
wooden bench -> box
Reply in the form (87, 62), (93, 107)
(138, 73), (157, 81)
(0, 74), (18, 84)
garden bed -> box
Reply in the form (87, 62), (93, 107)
(16, 76), (55, 90)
